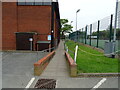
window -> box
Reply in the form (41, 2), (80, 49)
(35, 0), (43, 5)
(18, 0), (25, 5)
(17, 0), (52, 5)
(26, 0), (34, 5)
(43, 0), (51, 5)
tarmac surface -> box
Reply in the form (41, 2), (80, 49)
(1, 41), (120, 89)
(2, 51), (48, 88)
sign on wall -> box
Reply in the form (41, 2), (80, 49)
(48, 35), (51, 41)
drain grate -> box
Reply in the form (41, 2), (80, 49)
(34, 79), (56, 89)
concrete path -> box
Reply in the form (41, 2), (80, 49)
(30, 41), (119, 89)
(40, 40), (69, 78)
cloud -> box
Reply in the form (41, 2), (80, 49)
(59, 0), (116, 30)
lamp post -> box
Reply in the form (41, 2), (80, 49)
(29, 38), (33, 51)
(76, 9), (80, 42)
(113, 0), (118, 55)
(114, 0), (118, 42)
(70, 21), (73, 25)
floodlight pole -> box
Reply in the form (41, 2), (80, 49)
(114, 0), (118, 42)
(113, 0), (119, 54)
(70, 21), (73, 25)
(76, 9), (80, 42)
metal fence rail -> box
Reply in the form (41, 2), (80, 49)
(69, 12), (120, 53)
(36, 47), (55, 61)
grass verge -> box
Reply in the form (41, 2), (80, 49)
(65, 40), (120, 73)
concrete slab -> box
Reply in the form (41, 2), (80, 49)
(99, 77), (119, 88)
(2, 51), (48, 88)
(2, 74), (32, 88)
(57, 78), (102, 88)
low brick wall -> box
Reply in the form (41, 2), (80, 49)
(34, 51), (55, 76)
(65, 51), (77, 77)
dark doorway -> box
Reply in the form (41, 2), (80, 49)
(16, 33), (34, 50)
(37, 43), (49, 51)
(37, 41), (51, 51)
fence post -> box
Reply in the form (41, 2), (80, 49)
(82, 28), (84, 43)
(90, 24), (92, 46)
(97, 20), (100, 48)
(74, 45), (78, 63)
(110, 14), (113, 42)
(79, 29), (81, 43)
(66, 46), (68, 52)
(76, 31), (78, 42)
(85, 26), (87, 44)
(78, 30), (80, 42)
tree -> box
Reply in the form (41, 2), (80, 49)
(60, 19), (73, 38)
(91, 28), (120, 40)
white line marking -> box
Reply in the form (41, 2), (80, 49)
(56, 80), (58, 88)
(92, 78), (107, 89)
(25, 77), (35, 89)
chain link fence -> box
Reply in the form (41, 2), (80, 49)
(69, 13), (119, 54)
(118, 1), (120, 53)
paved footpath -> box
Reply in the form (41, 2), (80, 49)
(40, 40), (69, 78)
(30, 41), (119, 89)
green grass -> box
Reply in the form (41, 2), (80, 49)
(65, 40), (120, 73)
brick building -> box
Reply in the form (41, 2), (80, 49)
(1, 0), (61, 51)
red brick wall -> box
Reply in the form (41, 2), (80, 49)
(17, 5), (51, 41)
(2, 2), (52, 50)
(2, 2), (60, 50)
(17, 5), (52, 51)
(2, 2), (17, 50)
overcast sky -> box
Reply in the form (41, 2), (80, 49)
(59, 0), (118, 31)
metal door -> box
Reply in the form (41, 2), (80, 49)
(16, 33), (33, 50)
